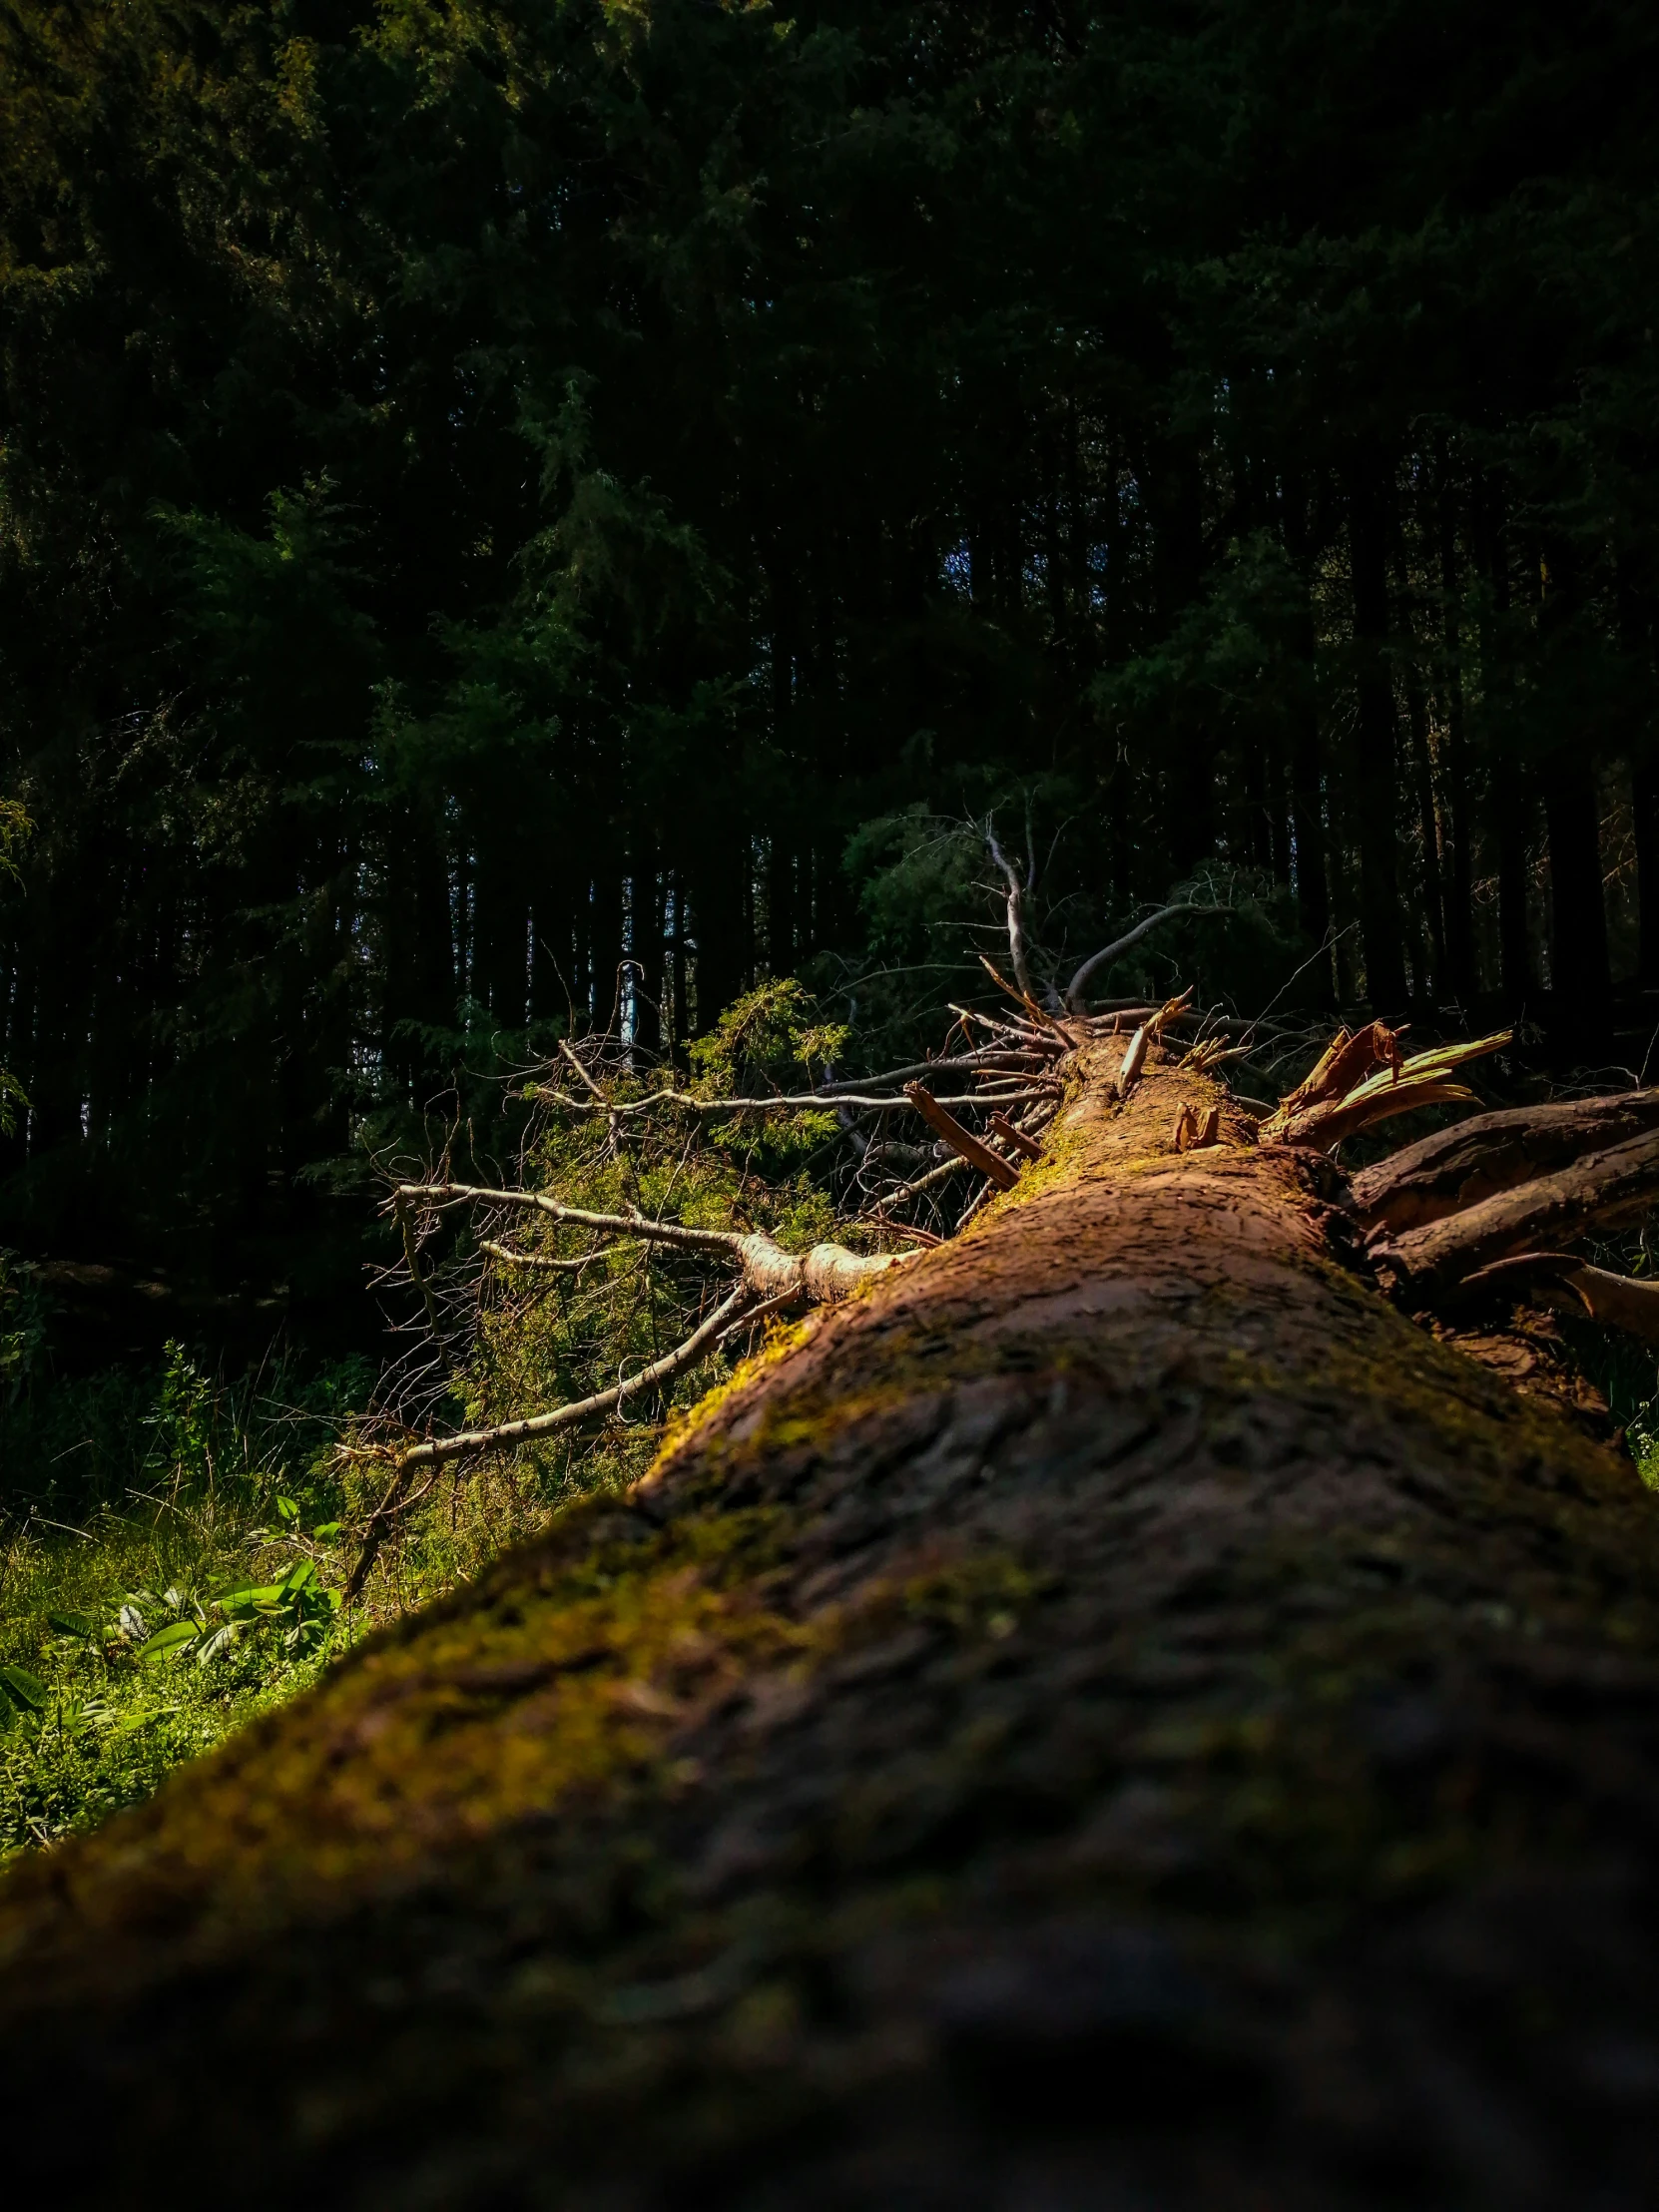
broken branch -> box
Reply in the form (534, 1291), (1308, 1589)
(342, 1284), (755, 1602)
(1063, 904), (1224, 1014)
(905, 1083), (1020, 1190)
(989, 1111), (1043, 1162)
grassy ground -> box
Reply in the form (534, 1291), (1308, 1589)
(0, 1339), (663, 1860)
(0, 1342), (377, 1855)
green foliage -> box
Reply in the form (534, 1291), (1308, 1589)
(0, 1344), (369, 1856)
(5, 0), (1658, 1312)
(687, 979), (847, 1094)
(0, 1252), (43, 1400)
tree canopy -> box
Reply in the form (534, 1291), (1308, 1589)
(4, 0), (1659, 1303)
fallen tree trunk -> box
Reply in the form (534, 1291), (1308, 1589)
(5, 1042), (1659, 2206)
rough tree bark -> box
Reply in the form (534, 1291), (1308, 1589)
(5, 1042), (1659, 2206)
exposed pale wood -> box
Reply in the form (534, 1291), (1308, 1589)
(394, 1185), (909, 1302)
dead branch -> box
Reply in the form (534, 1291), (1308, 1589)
(977, 955), (1076, 1042)
(859, 1155), (973, 1226)
(392, 1182), (915, 1307)
(393, 1192), (444, 1340)
(478, 1240), (619, 1273)
(948, 1003), (1060, 1052)
(905, 1084), (1020, 1190)
(989, 1111), (1043, 1161)
(819, 1052), (1051, 1094)
(986, 826), (1041, 1005)
(1063, 903), (1224, 1014)
(1351, 1092), (1659, 1235)
(1460, 1252), (1659, 1350)
(567, 1083), (1056, 1118)
(342, 1284), (754, 1602)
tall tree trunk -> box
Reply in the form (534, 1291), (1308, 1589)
(1636, 757), (1659, 989)
(1435, 441), (1477, 1002)
(1153, 442), (1212, 874)
(1346, 450), (1408, 1009)
(1616, 553), (1659, 988)
(1403, 653), (1446, 1008)
(1541, 747), (1611, 1052)
(1474, 480), (1533, 1008)
(6, 1046), (1659, 2203)
(1538, 541), (1611, 1055)
(1283, 473), (1333, 999)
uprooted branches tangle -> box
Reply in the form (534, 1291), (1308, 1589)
(341, 995), (1659, 1607)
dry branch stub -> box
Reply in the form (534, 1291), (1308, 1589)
(17, 1007), (1659, 2203)
(904, 1082), (1020, 1190)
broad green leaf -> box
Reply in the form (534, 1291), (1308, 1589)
(136, 1620), (201, 1663)
(0, 1663), (48, 1712)
(47, 1611), (100, 1641)
(211, 1583), (284, 1612)
(311, 1522), (341, 1541)
(276, 1495), (300, 1524)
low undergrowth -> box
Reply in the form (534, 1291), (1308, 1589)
(0, 1342), (378, 1856)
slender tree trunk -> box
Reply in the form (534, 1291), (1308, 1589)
(630, 840), (663, 1059)
(1540, 748), (1611, 1051)
(1615, 553), (1659, 988)
(1636, 758), (1659, 989)
(767, 836), (796, 978)
(1283, 473), (1333, 999)
(1403, 651), (1446, 1008)
(1435, 441), (1477, 1001)
(1346, 449), (1408, 1009)
(6, 1045), (1659, 2203)
(1474, 481), (1533, 1008)
(1154, 442), (1211, 873)
(1538, 541), (1611, 1055)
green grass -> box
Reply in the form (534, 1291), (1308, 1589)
(0, 1330), (661, 1859)
(0, 1343), (372, 1857)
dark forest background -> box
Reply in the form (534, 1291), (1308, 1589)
(5, 0), (1659, 1327)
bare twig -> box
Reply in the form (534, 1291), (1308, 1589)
(987, 825), (1040, 1004)
(479, 1240), (620, 1274)
(394, 1192), (444, 1341)
(342, 1285), (754, 1602)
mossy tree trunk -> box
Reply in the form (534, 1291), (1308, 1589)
(6, 1043), (1659, 2206)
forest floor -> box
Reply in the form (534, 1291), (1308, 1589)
(0, 1342), (603, 1855)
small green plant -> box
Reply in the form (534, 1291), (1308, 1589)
(0, 1349), (368, 1856)
(0, 1252), (43, 1401)
(130, 1556), (341, 1666)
